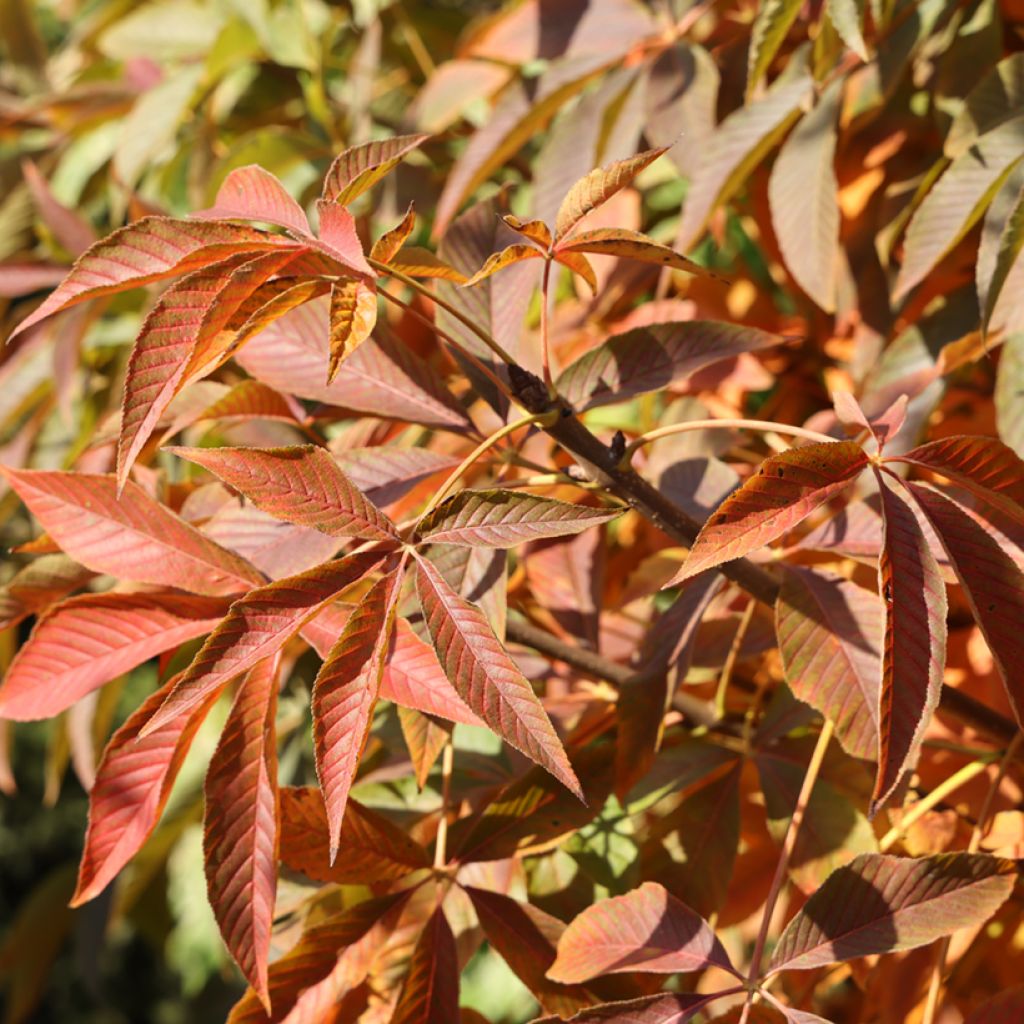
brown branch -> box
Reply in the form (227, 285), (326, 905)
(507, 364), (1019, 746)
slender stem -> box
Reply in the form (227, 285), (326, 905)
(878, 759), (989, 852)
(921, 732), (1023, 1024)
(539, 256), (554, 394)
(419, 413), (548, 518)
(715, 599), (756, 719)
(369, 256), (517, 365)
(433, 738), (455, 869)
(624, 418), (839, 459)
(744, 718), (835, 1002)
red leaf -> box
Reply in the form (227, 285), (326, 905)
(0, 592), (224, 721)
(381, 619), (484, 726)
(909, 483), (1024, 724)
(964, 986), (1024, 1024)
(531, 992), (727, 1024)
(315, 201), (373, 277)
(768, 853), (1016, 973)
(554, 228), (714, 279)
(312, 571), (402, 860)
(888, 435), (1024, 526)
(117, 248), (304, 487)
(0, 554), (95, 632)
(669, 443), (868, 585)
(548, 881), (737, 983)
(775, 568), (882, 761)
(321, 134), (430, 206)
(872, 475), (947, 814)
(390, 907), (460, 1024)
(71, 673), (224, 905)
(0, 469), (262, 596)
(415, 489), (621, 547)
(170, 445), (399, 541)
(195, 165), (311, 236)
(204, 657), (280, 1010)
(466, 887), (595, 1017)
(414, 552), (582, 801)
(22, 160), (97, 256)
(11, 217), (279, 339)
(279, 785), (429, 884)
(142, 551), (385, 734)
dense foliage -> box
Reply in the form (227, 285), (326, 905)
(2, 1), (1024, 1023)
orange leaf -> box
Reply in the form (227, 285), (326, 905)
(328, 279), (378, 381)
(556, 228), (715, 279)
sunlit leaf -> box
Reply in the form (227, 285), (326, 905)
(530, 992), (727, 1024)
(981, 181), (1024, 335)
(668, 442), (869, 585)
(0, 469), (262, 597)
(195, 164), (311, 236)
(370, 202), (416, 263)
(748, 0), (803, 96)
(996, 333), (1024, 453)
(327, 279), (377, 380)
(556, 228), (714, 279)
(463, 244), (544, 286)
(548, 882), (738, 983)
(0, 593), (224, 721)
(775, 568), (881, 760)
(825, 0), (868, 60)
(945, 54), (1024, 158)
(414, 552), (582, 801)
(204, 657), (280, 1010)
(871, 475), (946, 814)
(388, 245), (470, 282)
(170, 444), (399, 541)
(321, 134), (429, 206)
(503, 214), (553, 249)
(768, 853), (1016, 972)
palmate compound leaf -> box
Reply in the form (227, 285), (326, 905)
(0, 592), (225, 721)
(118, 247), (307, 489)
(413, 551), (583, 803)
(71, 672), (225, 906)
(556, 321), (781, 411)
(547, 881), (739, 984)
(768, 853), (1016, 973)
(170, 445), (399, 542)
(204, 657), (280, 1011)
(327, 278), (377, 381)
(0, 468), (263, 597)
(871, 473), (946, 814)
(321, 133), (430, 207)
(908, 483), (1024, 724)
(141, 551), (386, 735)
(667, 442), (869, 586)
(415, 489), (621, 547)
(887, 435), (1024, 527)
(312, 571), (402, 862)
(555, 147), (668, 241)
(278, 785), (429, 884)
(390, 906), (460, 1024)
(9, 217), (283, 341)
(530, 992), (731, 1024)
(775, 568), (882, 761)
(194, 164), (311, 236)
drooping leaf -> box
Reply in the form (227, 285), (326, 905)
(462, 244), (544, 286)
(466, 887), (595, 1018)
(389, 906), (460, 1024)
(170, 445), (399, 541)
(414, 552), (582, 802)
(555, 148), (667, 241)
(775, 568), (882, 760)
(748, 0), (804, 95)
(71, 673), (224, 906)
(117, 248), (304, 487)
(555, 250), (599, 293)
(768, 853), (1016, 972)
(887, 435), (1024, 527)
(327, 279), (377, 380)
(0, 469), (262, 597)
(768, 82), (841, 312)
(825, 0), (868, 60)
(204, 657), (280, 1010)
(554, 229), (713, 279)
(195, 164), (311, 236)
(894, 117), (1024, 300)
(556, 321), (780, 411)
(142, 551), (385, 734)
(0, 592), (224, 721)
(278, 785), (429, 884)
(370, 202), (417, 263)
(668, 442), (869, 585)
(321, 134), (429, 206)
(871, 474), (947, 815)
(548, 882), (738, 983)
(908, 483), (1024, 724)
(530, 992), (727, 1024)
(312, 571), (401, 860)
(416, 490), (620, 548)
(11, 217), (280, 339)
